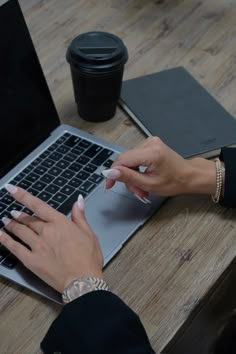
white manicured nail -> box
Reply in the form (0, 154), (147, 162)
(103, 180), (107, 193)
(102, 169), (121, 179)
(2, 217), (12, 226)
(5, 184), (18, 195)
(134, 194), (148, 204)
(10, 210), (22, 219)
(77, 194), (85, 211)
(143, 197), (152, 204)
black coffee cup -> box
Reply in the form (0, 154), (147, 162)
(66, 31), (128, 122)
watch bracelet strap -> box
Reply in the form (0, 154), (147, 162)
(62, 276), (109, 304)
(89, 276), (109, 290)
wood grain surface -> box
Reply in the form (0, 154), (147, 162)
(0, 0), (236, 353)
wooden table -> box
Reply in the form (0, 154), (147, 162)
(0, 0), (236, 353)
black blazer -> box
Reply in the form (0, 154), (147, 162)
(41, 147), (236, 354)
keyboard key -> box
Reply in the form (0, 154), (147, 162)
(52, 193), (67, 203)
(55, 160), (70, 169)
(41, 159), (56, 168)
(56, 135), (68, 144)
(13, 172), (26, 182)
(22, 165), (34, 174)
(0, 189), (7, 198)
(68, 178), (83, 188)
(79, 181), (96, 193)
(34, 166), (47, 175)
(49, 152), (63, 161)
(84, 144), (103, 158)
(27, 188), (40, 197)
(0, 203), (7, 213)
(38, 191), (52, 202)
(7, 203), (23, 212)
(2, 254), (18, 269)
(76, 156), (90, 165)
(63, 132), (71, 138)
(89, 173), (104, 184)
(57, 145), (70, 154)
(57, 191), (85, 215)
(22, 208), (34, 216)
(90, 148), (113, 166)
(0, 246), (10, 262)
(39, 150), (51, 159)
(0, 211), (11, 219)
(40, 174), (55, 184)
(1, 195), (14, 204)
(63, 136), (80, 147)
(45, 184), (60, 194)
(31, 157), (43, 167)
(53, 177), (67, 187)
(84, 164), (97, 174)
(61, 170), (75, 180)
(68, 162), (83, 173)
(48, 167), (63, 176)
(17, 180), (32, 190)
(25, 172), (40, 183)
(64, 152), (77, 163)
(60, 185), (75, 196)
(103, 159), (114, 168)
(78, 139), (92, 149)
(32, 181), (47, 191)
(71, 147), (85, 155)
(47, 143), (59, 152)
(48, 200), (60, 210)
(76, 171), (89, 181)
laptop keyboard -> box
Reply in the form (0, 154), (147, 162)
(0, 132), (114, 270)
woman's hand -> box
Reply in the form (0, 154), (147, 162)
(103, 137), (216, 199)
(0, 184), (103, 294)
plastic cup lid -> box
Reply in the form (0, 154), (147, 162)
(66, 31), (128, 72)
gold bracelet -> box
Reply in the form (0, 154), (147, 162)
(211, 158), (225, 204)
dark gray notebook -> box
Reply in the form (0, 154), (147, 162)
(119, 67), (236, 158)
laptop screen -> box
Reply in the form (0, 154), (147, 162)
(0, 0), (60, 177)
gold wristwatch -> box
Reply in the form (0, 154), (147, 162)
(62, 276), (109, 304)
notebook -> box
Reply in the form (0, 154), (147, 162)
(0, 0), (165, 303)
(119, 67), (236, 159)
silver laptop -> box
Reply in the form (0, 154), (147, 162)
(0, 0), (165, 303)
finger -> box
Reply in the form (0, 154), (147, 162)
(126, 184), (149, 199)
(2, 217), (37, 249)
(102, 166), (154, 192)
(112, 147), (150, 169)
(10, 210), (44, 234)
(71, 195), (89, 231)
(0, 229), (31, 264)
(5, 184), (60, 222)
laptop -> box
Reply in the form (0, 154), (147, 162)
(0, 0), (165, 303)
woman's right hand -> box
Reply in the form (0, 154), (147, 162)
(103, 137), (217, 199)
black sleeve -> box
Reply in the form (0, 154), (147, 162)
(41, 290), (155, 354)
(220, 147), (236, 208)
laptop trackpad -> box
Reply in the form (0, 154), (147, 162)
(85, 184), (151, 264)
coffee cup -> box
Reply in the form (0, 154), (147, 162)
(66, 31), (128, 122)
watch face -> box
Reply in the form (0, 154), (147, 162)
(67, 280), (96, 301)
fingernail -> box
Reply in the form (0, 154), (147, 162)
(5, 184), (18, 195)
(102, 169), (120, 180)
(2, 217), (12, 226)
(77, 194), (85, 211)
(103, 180), (107, 193)
(143, 197), (152, 204)
(134, 194), (148, 204)
(10, 210), (22, 219)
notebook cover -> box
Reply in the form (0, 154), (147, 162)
(119, 67), (236, 158)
